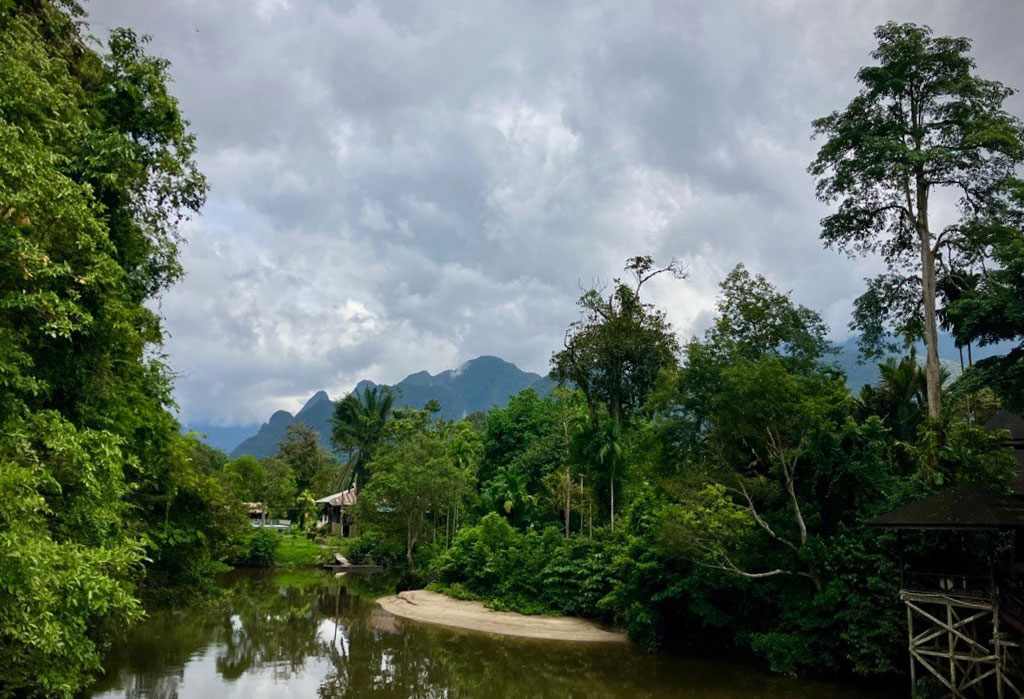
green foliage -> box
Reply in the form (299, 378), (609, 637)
(0, 3), (218, 694)
(332, 385), (395, 487)
(552, 256), (682, 426)
(273, 532), (323, 567)
(241, 530), (279, 568)
(809, 21), (1024, 419)
(344, 528), (405, 567)
(433, 513), (617, 617)
(433, 260), (1020, 682)
(356, 409), (474, 570)
(944, 200), (1024, 411)
(220, 453), (298, 519)
(143, 434), (249, 590)
(276, 423), (336, 494)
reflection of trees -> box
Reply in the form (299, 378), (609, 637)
(317, 596), (649, 699)
(89, 571), (331, 698)
(92, 571), (870, 699)
(215, 574), (323, 679)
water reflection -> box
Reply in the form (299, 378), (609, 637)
(88, 570), (882, 698)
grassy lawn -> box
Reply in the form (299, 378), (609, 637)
(274, 531), (325, 567)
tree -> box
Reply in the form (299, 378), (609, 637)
(356, 410), (472, 569)
(0, 3), (208, 694)
(261, 458), (297, 519)
(809, 21), (1024, 419)
(332, 385), (395, 488)
(706, 264), (831, 368)
(943, 189), (1024, 411)
(222, 456), (267, 503)
(552, 256), (683, 525)
(858, 351), (929, 445)
(276, 423), (334, 493)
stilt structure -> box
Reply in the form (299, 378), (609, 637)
(872, 486), (1024, 697)
(902, 585), (1020, 697)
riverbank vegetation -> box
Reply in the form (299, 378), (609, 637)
(2, 3), (1023, 697)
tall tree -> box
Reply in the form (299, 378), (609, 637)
(331, 385), (395, 488)
(809, 21), (1024, 419)
(0, 2), (207, 694)
(552, 256), (683, 526)
(276, 423), (334, 493)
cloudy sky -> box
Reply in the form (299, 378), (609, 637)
(85, 0), (1024, 428)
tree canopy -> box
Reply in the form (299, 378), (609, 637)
(809, 21), (1024, 418)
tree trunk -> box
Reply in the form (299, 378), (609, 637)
(609, 466), (615, 531)
(917, 186), (942, 419)
(406, 525), (416, 570)
(565, 466), (571, 538)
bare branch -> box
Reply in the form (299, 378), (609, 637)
(733, 480), (800, 554)
(765, 428), (809, 548)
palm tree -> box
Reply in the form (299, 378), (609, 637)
(574, 419), (624, 530)
(595, 420), (624, 530)
(331, 385), (395, 488)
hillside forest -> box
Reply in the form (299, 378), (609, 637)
(2, 3), (1024, 697)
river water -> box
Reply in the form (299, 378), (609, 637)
(87, 569), (886, 698)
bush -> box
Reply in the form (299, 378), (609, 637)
(345, 528), (404, 567)
(241, 530), (279, 567)
(432, 513), (619, 617)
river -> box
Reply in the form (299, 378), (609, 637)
(87, 569), (886, 698)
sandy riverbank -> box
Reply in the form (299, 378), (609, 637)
(376, 589), (627, 643)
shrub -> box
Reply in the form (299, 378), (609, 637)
(345, 528), (404, 567)
(241, 530), (279, 567)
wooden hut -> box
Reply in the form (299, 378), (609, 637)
(870, 407), (1024, 699)
(316, 487), (358, 537)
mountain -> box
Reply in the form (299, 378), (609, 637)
(184, 423), (260, 454)
(215, 334), (1015, 458)
(229, 356), (555, 458)
(829, 333), (1015, 391)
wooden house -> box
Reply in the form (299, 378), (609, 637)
(316, 487), (358, 537)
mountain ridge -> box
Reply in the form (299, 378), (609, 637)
(195, 335), (1014, 457)
(226, 356), (555, 458)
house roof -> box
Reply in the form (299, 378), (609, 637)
(868, 486), (1024, 531)
(315, 487), (357, 507)
(243, 501), (264, 514)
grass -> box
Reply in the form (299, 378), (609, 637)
(273, 531), (325, 567)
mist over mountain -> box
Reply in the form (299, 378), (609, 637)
(225, 356), (555, 458)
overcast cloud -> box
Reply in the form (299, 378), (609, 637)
(85, 0), (1024, 427)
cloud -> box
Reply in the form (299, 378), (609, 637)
(85, 0), (1024, 425)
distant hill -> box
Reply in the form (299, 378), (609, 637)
(828, 333), (1014, 391)
(228, 356), (555, 458)
(183, 423), (260, 454)
(202, 335), (1013, 458)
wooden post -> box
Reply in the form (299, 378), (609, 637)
(908, 604), (916, 695)
(949, 600), (957, 695)
(996, 596), (1005, 699)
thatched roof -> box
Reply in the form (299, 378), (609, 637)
(868, 486), (1024, 531)
(315, 487), (357, 508)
